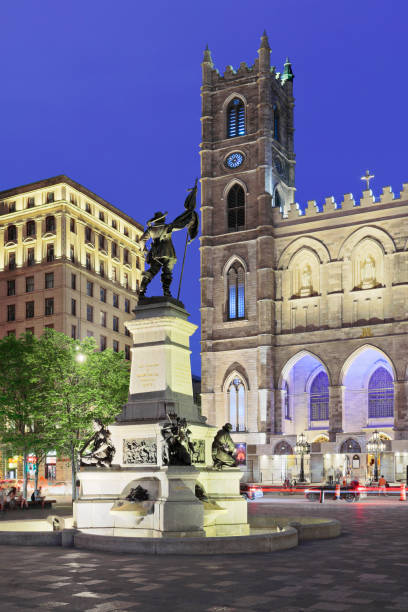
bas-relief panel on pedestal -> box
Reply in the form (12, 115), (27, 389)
(123, 438), (157, 464)
(191, 439), (205, 464)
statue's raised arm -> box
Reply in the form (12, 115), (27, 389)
(139, 180), (199, 299)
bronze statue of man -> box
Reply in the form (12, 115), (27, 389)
(212, 423), (237, 469)
(139, 181), (198, 298)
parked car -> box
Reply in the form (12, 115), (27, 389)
(240, 483), (264, 500)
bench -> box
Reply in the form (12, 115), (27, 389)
(27, 499), (56, 509)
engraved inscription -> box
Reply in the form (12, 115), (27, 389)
(135, 362), (159, 391)
(123, 438), (157, 464)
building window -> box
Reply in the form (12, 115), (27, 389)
(27, 248), (35, 266)
(45, 216), (55, 232)
(99, 211), (105, 222)
(125, 345), (131, 360)
(9, 253), (16, 270)
(227, 184), (245, 231)
(124, 274), (129, 289)
(7, 329), (16, 336)
(368, 367), (394, 418)
(273, 104), (280, 142)
(87, 330), (94, 337)
(123, 249), (129, 264)
(100, 311), (107, 327)
(100, 287), (106, 303)
(228, 377), (245, 432)
(71, 299), (76, 316)
(112, 242), (118, 258)
(26, 301), (34, 319)
(227, 263), (245, 320)
(112, 267), (117, 282)
(44, 324), (54, 329)
(85, 227), (92, 243)
(86, 253), (91, 270)
(45, 298), (54, 316)
(70, 245), (75, 263)
(100, 261), (105, 278)
(113, 293), (119, 308)
(70, 194), (77, 205)
(125, 326), (130, 337)
(26, 327), (34, 335)
(7, 280), (15, 296)
(86, 281), (93, 297)
(26, 276), (34, 292)
(100, 335), (107, 351)
(113, 340), (119, 353)
(46, 244), (55, 262)
(112, 219), (117, 229)
(26, 220), (36, 237)
(71, 273), (76, 290)
(124, 227), (129, 237)
(136, 256), (140, 270)
(71, 325), (77, 339)
(27, 197), (35, 208)
(45, 272), (54, 289)
(113, 316), (119, 332)
(124, 298), (130, 314)
(283, 381), (290, 420)
(310, 371), (329, 421)
(7, 225), (17, 242)
(85, 202), (91, 214)
(7, 304), (15, 322)
(87, 305), (93, 322)
(227, 98), (245, 138)
(98, 234), (105, 251)
(70, 218), (76, 233)
(46, 192), (54, 203)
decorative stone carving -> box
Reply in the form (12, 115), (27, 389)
(80, 419), (115, 468)
(123, 438), (157, 465)
(361, 255), (376, 289)
(191, 440), (206, 464)
(300, 264), (313, 296)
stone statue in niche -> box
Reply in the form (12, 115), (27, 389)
(161, 412), (195, 466)
(361, 255), (376, 289)
(212, 423), (237, 469)
(299, 264), (313, 297)
(123, 439), (157, 465)
(79, 419), (115, 468)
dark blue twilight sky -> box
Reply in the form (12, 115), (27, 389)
(1, 1), (408, 374)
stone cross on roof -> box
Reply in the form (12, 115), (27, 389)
(361, 169), (375, 190)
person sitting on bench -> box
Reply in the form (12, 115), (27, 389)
(31, 486), (45, 509)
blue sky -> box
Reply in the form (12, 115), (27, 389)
(1, 1), (407, 374)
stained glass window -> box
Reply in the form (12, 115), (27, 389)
(368, 367), (394, 418)
(310, 371), (329, 421)
(227, 184), (245, 231)
(284, 381), (290, 419)
(227, 263), (245, 320)
(227, 98), (245, 138)
(228, 377), (246, 431)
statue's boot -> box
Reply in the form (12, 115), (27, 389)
(161, 269), (173, 297)
(139, 274), (151, 297)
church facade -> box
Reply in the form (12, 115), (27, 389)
(199, 33), (408, 484)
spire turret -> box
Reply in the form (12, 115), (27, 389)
(281, 57), (294, 82)
(203, 44), (213, 65)
(259, 30), (271, 50)
(258, 30), (271, 72)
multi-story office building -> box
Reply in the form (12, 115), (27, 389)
(0, 175), (143, 357)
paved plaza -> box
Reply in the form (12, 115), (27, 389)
(0, 497), (407, 611)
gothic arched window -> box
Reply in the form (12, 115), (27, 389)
(228, 377), (246, 431)
(368, 367), (394, 418)
(273, 104), (280, 142)
(310, 371), (329, 421)
(274, 440), (293, 455)
(227, 98), (245, 138)
(283, 381), (290, 420)
(340, 438), (361, 453)
(227, 184), (245, 231)
(274, 190), (281, 208)
(227, 263), (245, 320)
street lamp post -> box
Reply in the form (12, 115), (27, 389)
(294, 432), (311, 483)
(367, 430), (386, 482)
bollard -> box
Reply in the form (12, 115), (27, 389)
(400, 483), (406, 501)
(335, 484), (341, 500)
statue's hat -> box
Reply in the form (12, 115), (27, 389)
(147, 211), (168, 225)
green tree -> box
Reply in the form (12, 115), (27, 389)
(0, 332), (56, 499)
(37, 330), (130, 500)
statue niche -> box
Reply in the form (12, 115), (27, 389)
(299, 264), (313, 297)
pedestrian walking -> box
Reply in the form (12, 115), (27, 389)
(378, 475), (387, 496)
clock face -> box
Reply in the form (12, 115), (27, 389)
(226, 152), (244, 169)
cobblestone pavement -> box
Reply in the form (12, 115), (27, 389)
(0, 497), (407, 611)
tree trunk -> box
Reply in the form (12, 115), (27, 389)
(22, 450), (28, 500)
(71, 444), (77, 502)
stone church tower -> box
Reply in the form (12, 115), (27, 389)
(200, 33), (408, 484)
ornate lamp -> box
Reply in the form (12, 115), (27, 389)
(366, 430), (386, 482)
(294, 432), (311, 483)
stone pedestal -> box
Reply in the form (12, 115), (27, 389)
(74, 297), (249, 538)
